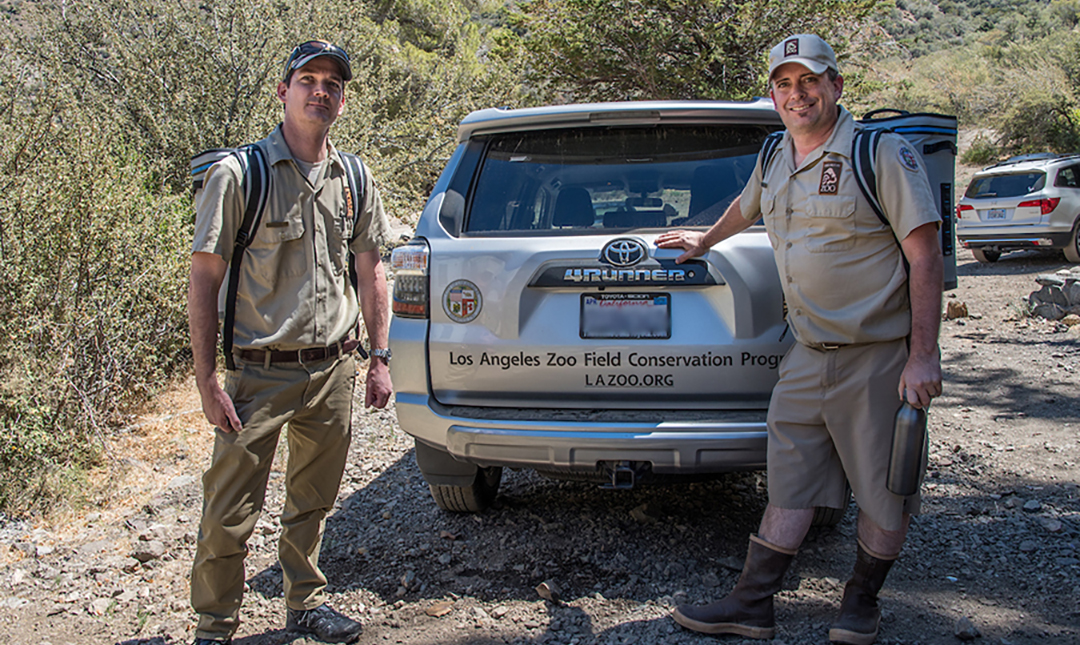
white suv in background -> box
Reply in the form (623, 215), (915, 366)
(957, 153), (1080, 263)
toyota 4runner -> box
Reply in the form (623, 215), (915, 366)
(387, 101), (956, 522)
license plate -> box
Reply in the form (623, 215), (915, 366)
(581, 293), (671, 339)
(985, 208), (1007, 221)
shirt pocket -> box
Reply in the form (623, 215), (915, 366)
(329, 205), (354, 276)
(804, 195), (856, 253)
(255, 206), (305, 245)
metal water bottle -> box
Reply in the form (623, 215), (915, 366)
(886, 402), (928, 496)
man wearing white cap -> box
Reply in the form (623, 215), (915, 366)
(658, 34), (943, 644)
(188, 40), (392, 644)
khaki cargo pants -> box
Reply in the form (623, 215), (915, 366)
(191, 353), (355, 640)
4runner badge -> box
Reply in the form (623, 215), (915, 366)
(443, 280), (482, 323)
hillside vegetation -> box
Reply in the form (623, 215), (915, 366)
(855, 0), (1080, 160)
(0, 0), (1075, 516)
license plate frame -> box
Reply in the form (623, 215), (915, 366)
(580, 293), (671, 339)
(985, 208), (1007, 221)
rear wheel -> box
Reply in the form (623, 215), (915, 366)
(811, 485), (851, 528)
(1064, 221), (1080, 263)
(972, 248), (1001, 263)
(429, 466), (503, 512)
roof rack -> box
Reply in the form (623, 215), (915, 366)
(985, 152), (1080, 170)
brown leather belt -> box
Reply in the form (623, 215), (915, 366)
(237, 339), (361, 365)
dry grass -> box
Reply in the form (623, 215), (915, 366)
(40, 373), (212, 542)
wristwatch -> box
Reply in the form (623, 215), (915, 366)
(371, 348), (392, 365)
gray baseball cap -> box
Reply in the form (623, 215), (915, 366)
(282, 40), (353, 83)
(768, 34), (838, 79)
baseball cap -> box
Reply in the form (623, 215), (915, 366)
(768, 34), (838, 79)
(282, 40), (353, 83)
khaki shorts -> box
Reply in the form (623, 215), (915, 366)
(766, 338), (921, 532)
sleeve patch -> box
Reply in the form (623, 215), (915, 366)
(898, 146), (920, 172)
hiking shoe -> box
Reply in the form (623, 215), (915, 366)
(286, 604), (362, 643)
(192, 639), (231, 645)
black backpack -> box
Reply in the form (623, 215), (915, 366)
(190, 144), (368, 370)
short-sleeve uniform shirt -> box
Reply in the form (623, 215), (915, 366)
(192, 125), (391, 351)
(739, 108), (940, 346)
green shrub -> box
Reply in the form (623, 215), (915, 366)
(961, 135), (1001, 166)
(0, 84), (192, 512)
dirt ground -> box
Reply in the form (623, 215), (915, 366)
(0, 246), (1077, 645)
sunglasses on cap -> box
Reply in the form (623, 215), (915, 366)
(282, 40), (353, 82)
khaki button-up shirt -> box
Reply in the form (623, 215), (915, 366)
(192, 125), (391, 350)
(739, 108), (940, 346)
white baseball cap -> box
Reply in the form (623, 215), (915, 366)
(768, 34), (838, 79)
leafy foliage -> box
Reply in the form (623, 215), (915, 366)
(855, 32), (1080, 156)
(509, 0), (881, 102)
(876, 0), (1080, 57)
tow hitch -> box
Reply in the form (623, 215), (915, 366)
(599, 461), (651, 490)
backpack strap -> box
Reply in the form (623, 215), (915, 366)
(758, 131), (785, 180)
(222, 143), (270, 371)
(338, 150), (366, 232)
(851, 127), (909, 273)
(337, 150), (372, 360)
(851, 127), (889, 229)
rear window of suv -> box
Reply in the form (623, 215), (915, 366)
(965, 172), (1046, 199)
(464, 125), (774, 233)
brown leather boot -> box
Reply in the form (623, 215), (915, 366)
(829, 540), (897, 644)
(672, 534), (797, 639)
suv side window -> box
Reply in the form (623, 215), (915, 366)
(1055, 165), (1080, 188)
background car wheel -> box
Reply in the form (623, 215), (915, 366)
(811, 484), (851, 528)
(1064, 220), (1080, 263)
(972, 248), (1001, 263)
(429, 466), (503, 512)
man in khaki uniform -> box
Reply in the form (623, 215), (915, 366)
(658, 34), (943, 644)
(188, 40), (392, 645)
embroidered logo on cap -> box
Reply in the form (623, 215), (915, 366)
(784, 38), (800, 57)
(899, 146), (920, 172)
(819, 161), (842, 194)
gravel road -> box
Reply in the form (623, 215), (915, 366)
(0, 247), (1078, 645)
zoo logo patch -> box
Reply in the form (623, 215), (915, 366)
(819, 161), (842, 195)
(443, 280), (482, 323)
(899, 146), (920, 172)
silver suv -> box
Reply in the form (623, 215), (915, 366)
(389, 101), (801, 514)
(957, 153), (1080, 263)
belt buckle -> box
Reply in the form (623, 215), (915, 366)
(298, 347), (323, 364)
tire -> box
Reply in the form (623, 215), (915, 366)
(811, 485), (851, 528)
(1064, 221), (1080, 263)
(429, 466), (503, 512)
(971, 248), (1001, 263)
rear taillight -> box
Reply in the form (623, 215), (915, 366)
(391, 240), (430, 318)
(956, 204), (974, 219)
(1017, 197), (1060, 215)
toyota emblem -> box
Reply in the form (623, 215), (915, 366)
(601, 238), (648, 267)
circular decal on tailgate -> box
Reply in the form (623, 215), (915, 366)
(442, 280), (482, 323)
